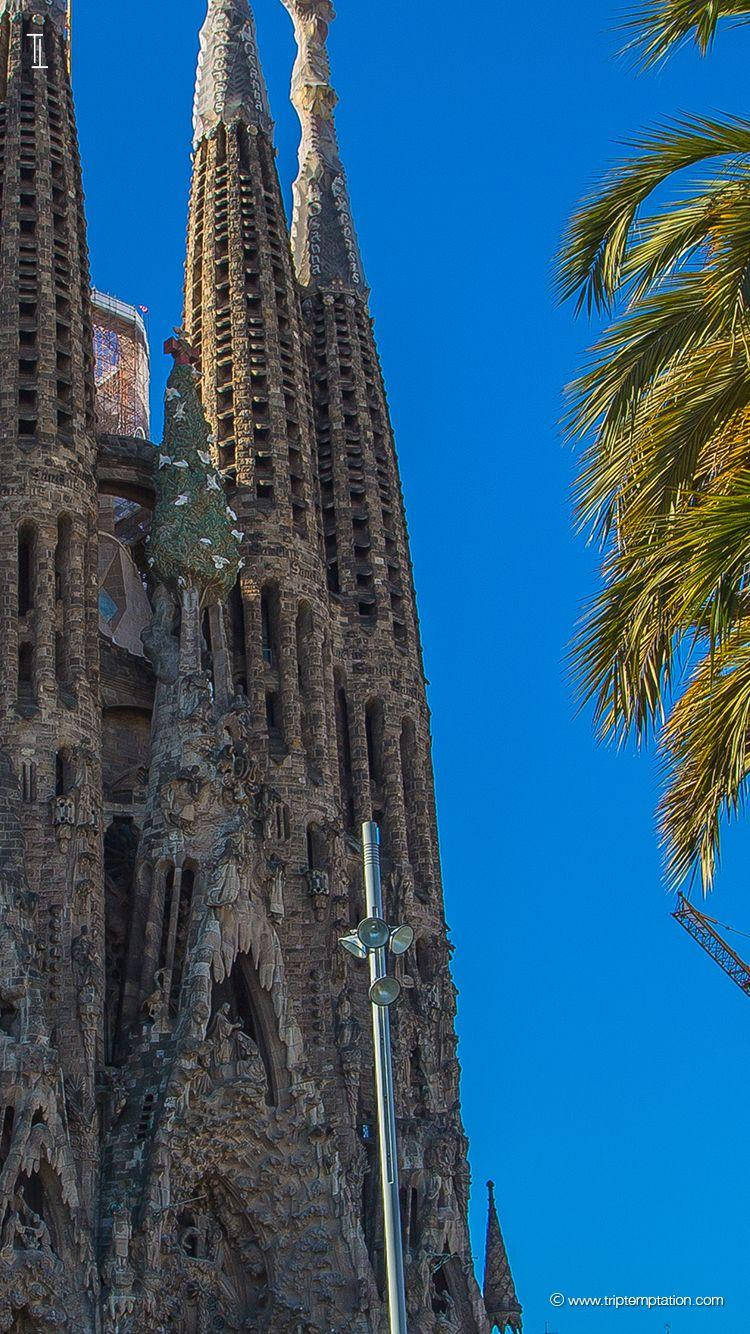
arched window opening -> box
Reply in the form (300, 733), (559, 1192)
(306, 823), (327, 872)
(104, 818), (140, 1065)
(201, 611), (214, 691)
(156, 862), (196, 1021)
(410, 1045), (427, 1117)
(365, 699), (384, 786)
(416, 937), (438, 985)
(275, 803), (291, 841)
(400, 718), (420, 872)
(17, 523), (35, 616)
(408, 1186), (419, 1251)
(296, 603), (316, 772)
(432, 1263), (453, 1316)
(21, 760), (36, 804)
(17, 642), (34, 706)
(0, 1108), (14, 1171)
(260, 584), (279, 668)
(157, 865), (176, 975)
(229, 578), (247, 694)
(361, 1138), (384, 1288)
(0, 991), (19, 1038)
(211, 957), (279, 1106)
(170, 865), (195, 1014)
(55, 631), (65, 685)
(55, 515), (71, 602)
(265, 689), (281, 742)
(102, 707), (151, 805)
(55, 748), (74, 797)
(55, 515), (72, 689)
(335, 683), (355, 830)
(11, 1162), (69, 1266)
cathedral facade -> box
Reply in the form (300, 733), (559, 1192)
(0, 1), (522, 1330)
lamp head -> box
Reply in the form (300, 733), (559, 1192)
(357, 916), (390, 951)
(389, 924), (415, 957)
(369, 976), (401, 1007)
(339, 932), (367, 961)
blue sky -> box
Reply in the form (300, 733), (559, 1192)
(75, 2), (750, 1329)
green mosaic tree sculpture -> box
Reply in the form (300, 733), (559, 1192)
(147, 335), (242, 607)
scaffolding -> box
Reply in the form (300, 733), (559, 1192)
(92, 289), (151, 440)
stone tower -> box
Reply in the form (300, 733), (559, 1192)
(0, 0), (522, 1329)
(0, 0), (101, 1326)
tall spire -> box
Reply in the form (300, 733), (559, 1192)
(484, 1181), (523, 1333)
(193, 0), (272, 148)
(282, 0), (366, 292)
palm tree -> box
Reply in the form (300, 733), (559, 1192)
(560, 2), (750, 890)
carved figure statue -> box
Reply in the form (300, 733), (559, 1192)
(161, 767), (205, 828)
(0, 1191), (53, 1260)
(267, 855), (286, 918)
(71, 927), (98, 1076)
(102, 1202), (136, 1324)
(142, 583), (180, 683)
(207, 833), (244, 907)
(207, 1003), (236, 1067)
(142, 968), (168, 1024)
(178, 671), (213, 723)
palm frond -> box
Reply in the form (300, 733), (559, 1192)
(659, 626), (750, 888)
(571, 332), (750, 538)
(626, 0), (750, 68)
(557, 115), (750, 313)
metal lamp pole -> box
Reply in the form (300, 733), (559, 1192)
(362, 821), (409, 1334)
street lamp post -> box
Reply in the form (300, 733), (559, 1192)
(339, 821), (413, 1334)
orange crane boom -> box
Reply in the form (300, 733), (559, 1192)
(673, 894), (750, 998)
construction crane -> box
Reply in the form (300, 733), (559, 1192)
(673, 894), (750, 997)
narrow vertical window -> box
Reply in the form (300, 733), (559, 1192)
(17, 523), (35, 616)
(18, 642), (34, 705)
(296, 602), (316, 770)
(365, 699), (384, 785)
(229, 577), (247, 694)
(55, 515), (72, 689)
(400, 718), (420, 871)
(260, 584), (278, 667)
(335, 681), (355, 829)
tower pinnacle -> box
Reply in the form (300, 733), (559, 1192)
(193, 0), (272, 148)
(282, 0), (366, 291)
(484, 1181), (523, 1333)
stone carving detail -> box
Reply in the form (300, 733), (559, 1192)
(52, 747), (100, 847)
(193, 0), (273, 146)
(101, 1203), (136, 1325)
(282, 0), (367, 289)
(305, 867), (330, 920)
(267, 854), (286, 919)
(142, 584), (180, 683)
(71, 928), (98, 1081)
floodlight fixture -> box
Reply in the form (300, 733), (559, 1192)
(357, 916), (390, 951)
(339, 931), (367, 961)
(389, 924), (415, 957)
(369, 976), (401, 1008)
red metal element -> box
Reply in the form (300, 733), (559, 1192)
(164, 331), (198, 367)
(673, 894), (750, 997)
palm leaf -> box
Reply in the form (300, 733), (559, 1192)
(558, 116), (750, 314)
(626, 0), (750, 67)
(660, 627), (750, 888)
